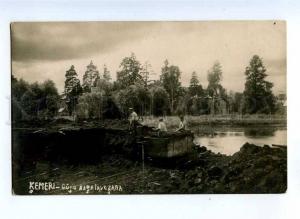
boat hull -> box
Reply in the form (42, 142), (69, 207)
(143, 132), (195, 158)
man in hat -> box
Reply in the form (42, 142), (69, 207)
(128, 107), (139, 130)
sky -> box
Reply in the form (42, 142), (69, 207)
(11, 21), (286, 94)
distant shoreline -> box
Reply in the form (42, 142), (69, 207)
(11, 114), (287, 130)
(142, 115), (287, 129)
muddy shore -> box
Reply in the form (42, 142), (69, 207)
(13, 143), (287, 194)
(12, 119), (287, 194)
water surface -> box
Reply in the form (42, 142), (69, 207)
(193, 126), (287, 155)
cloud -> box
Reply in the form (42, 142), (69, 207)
(11, 21), (286, 94)
(11, 22), (159, 62)
(264, 58), (287, 76)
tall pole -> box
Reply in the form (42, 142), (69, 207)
(151, 93), (153, 117)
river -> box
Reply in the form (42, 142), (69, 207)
(192, 126), (287, 155)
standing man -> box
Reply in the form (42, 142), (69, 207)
(128, 108), (139, 158)
(128, 107), (139, 131)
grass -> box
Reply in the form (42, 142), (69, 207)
(141, 114), (287, 130)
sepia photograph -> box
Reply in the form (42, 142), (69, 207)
(11, 21), (287, 195)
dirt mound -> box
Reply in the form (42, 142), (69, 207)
(141, 143), (287, 193)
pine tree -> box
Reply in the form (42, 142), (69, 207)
(190, 71), (199, 87)
(64, 65), (82, 115)
(188, 72), (204, 115)
(103, 64), (111, 81)
(243, 55), (276, 114)
(189, 71), (203, 96)
(82, 61), (100, 92)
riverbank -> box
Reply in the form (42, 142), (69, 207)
(13, 143), (287, 194)
(142, 115), (287, 130)
(12, 114), (286, 130)
(12, 118), (287, 194)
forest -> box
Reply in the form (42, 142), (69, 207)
(11, 53), (286, 122)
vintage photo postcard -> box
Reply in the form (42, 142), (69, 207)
(11, 21), (286, 195)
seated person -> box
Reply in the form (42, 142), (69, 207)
(157, 118), (167, 132)
(176, 116), (187, 132)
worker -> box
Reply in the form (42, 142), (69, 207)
(157, 118), (167, 132)
(176, 115), (187, 132)
(128, 107), (139, 130)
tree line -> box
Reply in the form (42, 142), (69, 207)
(12, 53), (286, 121)
(11, 76), (60, 121)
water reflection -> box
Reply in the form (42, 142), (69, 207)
(244, 128), (276, 137)
(193, 126), (286, 155)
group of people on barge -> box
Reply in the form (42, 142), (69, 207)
(128, 107), (187, 134)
